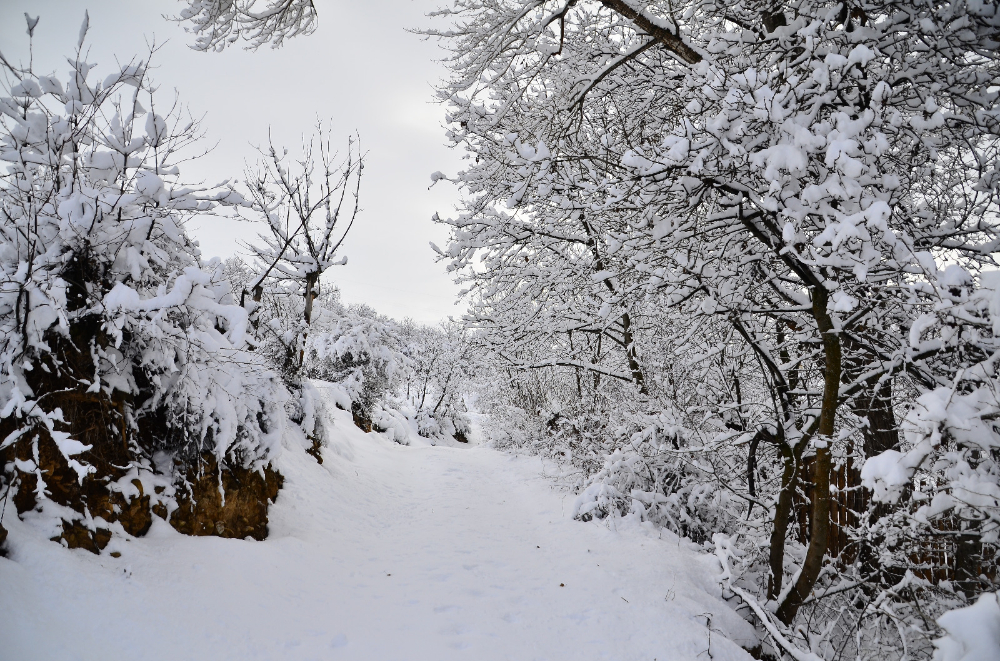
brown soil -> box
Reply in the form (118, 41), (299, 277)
(352, 402), (374, 433)
(306, 435), (324, 464)
(2, 425), (282, 551)
(53, 519), (113, 554)
(168, 453), (283, 541)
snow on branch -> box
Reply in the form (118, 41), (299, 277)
(173, 0), (317, 52)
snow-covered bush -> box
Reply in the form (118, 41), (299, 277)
(302, 299), (402, 427)
(473, 351), (741, 545)
(395, 320), (474, 442)
(0, 23), (289, 549)
(572, 413), (738, 544)
(314, 313), (474, 444)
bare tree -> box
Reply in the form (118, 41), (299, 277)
(243, 124), (363, 378)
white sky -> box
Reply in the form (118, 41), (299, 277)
(0, 0), (466, 324)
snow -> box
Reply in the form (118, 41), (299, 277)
(50, 430), (95, 484)
(10, 78), (42, 98)
(933, 592), (1000, 661)
(1, 388), (754, 661)
(860, 449), (916, 502)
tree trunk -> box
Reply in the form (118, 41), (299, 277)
(841, 333), (899, 459)
(857, 378), (898, 459)
(620, 312), (648, 395)
(777, 286), (840, 624)
(841, 334), (899, 577)
(768, 446), (798, 601)
(954, 523), (984, 600)
(579, 216), (647, 394)
(299, 271), (319, 369)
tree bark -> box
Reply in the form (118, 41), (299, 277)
(768, 446), (798, 601)
(598, 0), (702, 64)
(580, 216), (647, 394)
(857, 378), (898, 459)
(841, 334), (899, 459)
(840, 334), (899, 578)
(620, 311), (648, 395)
(298, 271), (319, 369)
(776, 286), (840, 624)
(954, 526), (983, 600)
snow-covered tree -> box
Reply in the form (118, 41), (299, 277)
(301, 296), (403, 431)
(174, 0), (318, 51)
(229, 126), (362, 454)
(396, 320), (474, 441)
(241, 125), (361, 380)
(431, 1), (1000, 656)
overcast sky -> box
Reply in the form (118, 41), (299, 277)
(0, 0), (465, 324)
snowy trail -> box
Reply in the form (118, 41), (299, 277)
(1, 405), (754, 661)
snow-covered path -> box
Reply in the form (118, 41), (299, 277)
(1, 406), (754, 661)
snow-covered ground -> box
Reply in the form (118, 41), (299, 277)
(1, 398), (755, 661)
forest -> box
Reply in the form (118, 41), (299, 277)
(2, 2), (1000, 660)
